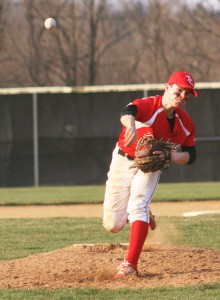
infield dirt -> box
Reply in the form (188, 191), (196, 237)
(0, 243), (220, 290)
(0, 200), (219, 218)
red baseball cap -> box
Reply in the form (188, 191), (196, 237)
(167, 71), (198, 97)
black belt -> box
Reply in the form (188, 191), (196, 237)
(118, 149), (134, 161)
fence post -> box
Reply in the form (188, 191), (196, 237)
(143, 89), (148, 97)
(33, 93), (39, 187)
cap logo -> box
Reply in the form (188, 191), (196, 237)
(186, 75), (194, 87)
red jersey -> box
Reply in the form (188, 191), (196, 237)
(118, 95), (196, 157)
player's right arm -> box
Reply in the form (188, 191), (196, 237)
(120, 104), (138, 147)
(120, 115), (137, 147)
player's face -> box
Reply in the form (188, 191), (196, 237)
(166, 84), (191, 108)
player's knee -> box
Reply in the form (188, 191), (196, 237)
(103, 221), (123, 233)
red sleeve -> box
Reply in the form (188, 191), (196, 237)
(132, 96), (162, 122)
(183, 124), (196, 146)
(132, 98), (152, 122)
(176, 108), (196, 147)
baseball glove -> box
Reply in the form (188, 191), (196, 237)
(130, 135), (181, 173)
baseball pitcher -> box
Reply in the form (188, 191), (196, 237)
(103, 71), (198, 278)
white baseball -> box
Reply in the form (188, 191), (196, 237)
(44, 18), (56, 30)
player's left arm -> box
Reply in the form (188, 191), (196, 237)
(170, 112), (196, 166)
(170, 146), (196, 165)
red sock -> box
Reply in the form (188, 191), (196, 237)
(126, 220), (149, 266)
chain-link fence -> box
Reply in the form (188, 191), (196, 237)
(0, 83), (219, 187)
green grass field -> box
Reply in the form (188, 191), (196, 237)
(0, 182), (219, 299)
(0, 284), (220, 300)
(0, 182), (219, 205)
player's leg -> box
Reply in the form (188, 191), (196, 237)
(128, 169), (161, 224)
(103, 185), (130, 233)
(103, 144), (135, 233)
(115, 170), (161, 278)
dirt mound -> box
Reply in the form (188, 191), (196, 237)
(0, 243), (220, 290)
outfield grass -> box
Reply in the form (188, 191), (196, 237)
(0, 182), (219, 205)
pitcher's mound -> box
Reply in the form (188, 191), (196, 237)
(0, 243), (220, 290)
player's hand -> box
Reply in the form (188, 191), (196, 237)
(124, 126), (137, 146)
(152, 150), (166, 161)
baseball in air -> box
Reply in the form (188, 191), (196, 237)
(44, 18), (57, 30)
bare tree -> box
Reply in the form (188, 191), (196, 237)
(0, 0), (16, 87)
(118, 0), (176, 82)
(0, 0), (8, 51)
(6, 0), (133, 86)
(117, 0), (220, 83)
(1, 0), (220, 87)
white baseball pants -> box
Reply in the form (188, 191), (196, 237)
(103, 144), (161, 233)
